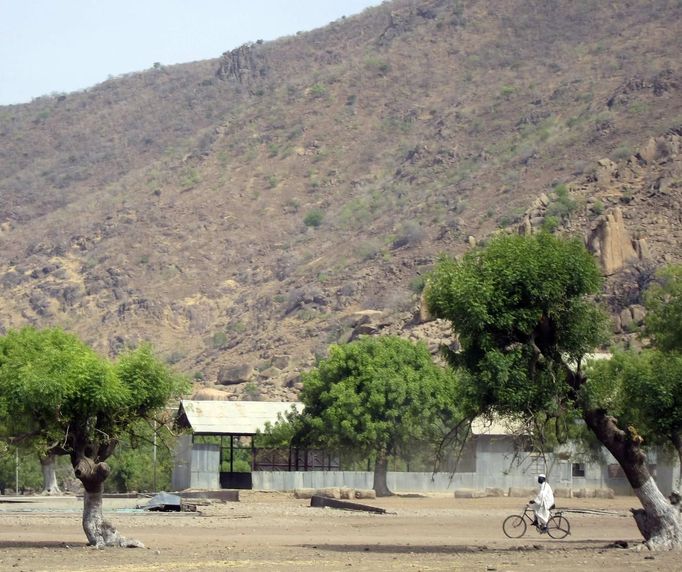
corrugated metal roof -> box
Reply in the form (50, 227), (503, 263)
(177, 400), (304, 435)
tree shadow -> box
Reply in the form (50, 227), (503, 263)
(0, 540), (86, 549)
(299, 539), (635, 555)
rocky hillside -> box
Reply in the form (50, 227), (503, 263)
(0, 0), (681, 401)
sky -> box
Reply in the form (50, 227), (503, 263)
(0, 0), (382, 106)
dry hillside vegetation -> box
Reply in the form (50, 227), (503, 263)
(0, 0), (681, 400)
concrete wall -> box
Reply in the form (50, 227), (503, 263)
(251, 469), (604, 493)
(171, 434), (192, 491)
(190, 443), (220, 490)
(174, 433), (678, 496)
(171, 436), (221, 491)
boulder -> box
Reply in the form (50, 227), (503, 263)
(258, 366), (282, 380)
(596, 158), (618, 189)
(191, 387), (229, 401)
(271, 354), (291, 370)
(631, 304), (646, 325)
(637, 137), (659, 164)
(354, 489), (377, 500)
(217, 364), (254, 385)
(620, 308), (634, 331)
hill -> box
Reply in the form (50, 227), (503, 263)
(1, 0), (681, 400)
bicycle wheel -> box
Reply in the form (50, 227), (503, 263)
(547, 515), (570, 539)
(502, 514), (527, 538)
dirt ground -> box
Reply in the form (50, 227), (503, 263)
(0, 492), (680, 571)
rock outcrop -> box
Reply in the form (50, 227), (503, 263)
(587, 208), (639, 275)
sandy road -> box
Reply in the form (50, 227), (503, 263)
(0, 492), (679, 571)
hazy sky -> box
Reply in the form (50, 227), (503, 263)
(0, 0), (382, 106)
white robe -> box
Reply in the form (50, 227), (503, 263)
(533, 482), (555, 526)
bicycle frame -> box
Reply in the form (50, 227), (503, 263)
(502, 505), (570, 539)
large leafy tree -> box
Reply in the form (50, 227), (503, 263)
(0, 327), (188, 548)
(426, 233), (682, 549)
(290, 335), (462, 496)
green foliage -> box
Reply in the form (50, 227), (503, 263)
(497, 209), (524, 229)
(243, 382), (261, 401)
(290, 336), (462, 459)
(0, 448), (43, 492)
(586, 264), (682, 456)
(588, 350), (682, 450)
(259, 409), (302, 448)
(409, 274), (427, 294)
(303, 209), (324, 228)
(545, 183), (577, 219)
(541, 215), (560, 233)
(499, 85), (515, 98)
(612, 145), (632, 161)
(338, 196), (379, 229)
(354, 239), (382, 261)
(266, 174), (279, 188)
(365, 56), (391, 76)
(309, 83), (327, 99)
(211, 331), (228, 348)
(393, 221), (424, 248)
(105, 420), (176, 493)
(179, 167), (201, 188)
(426, 233), (609, 416)
(643, 265), (682, 352)
(0, 327), (188, 466)
(590, 200), (604, 216)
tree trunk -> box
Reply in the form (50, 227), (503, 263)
(73, 455), (144, 548)
(40, 454), (61, 495)
(372, 452), (393, 497)
(584, 407), (682, 550)
(631, 477), (682, 549)
(671, 433), (682, 491)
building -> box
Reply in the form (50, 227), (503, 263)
(172, 400), (680, 496)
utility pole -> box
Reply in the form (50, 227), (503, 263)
(153, 421), (158, 492)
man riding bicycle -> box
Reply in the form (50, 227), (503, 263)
(529, 474), (554, 532)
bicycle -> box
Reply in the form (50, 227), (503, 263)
(502, 504), (571, 539)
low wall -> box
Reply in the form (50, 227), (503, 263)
(251, 471), (616, 495)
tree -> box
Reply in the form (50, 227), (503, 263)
(39, 452), (62, 495)
(426, 233), (682, 549)
(288, 335), (462, 496)
(0, 327), (188, 547)
(589, 351), (682, 489)
(105, 419), (177, 493)
(588, 264), (682, 489)
(643, 264), (682, 352)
